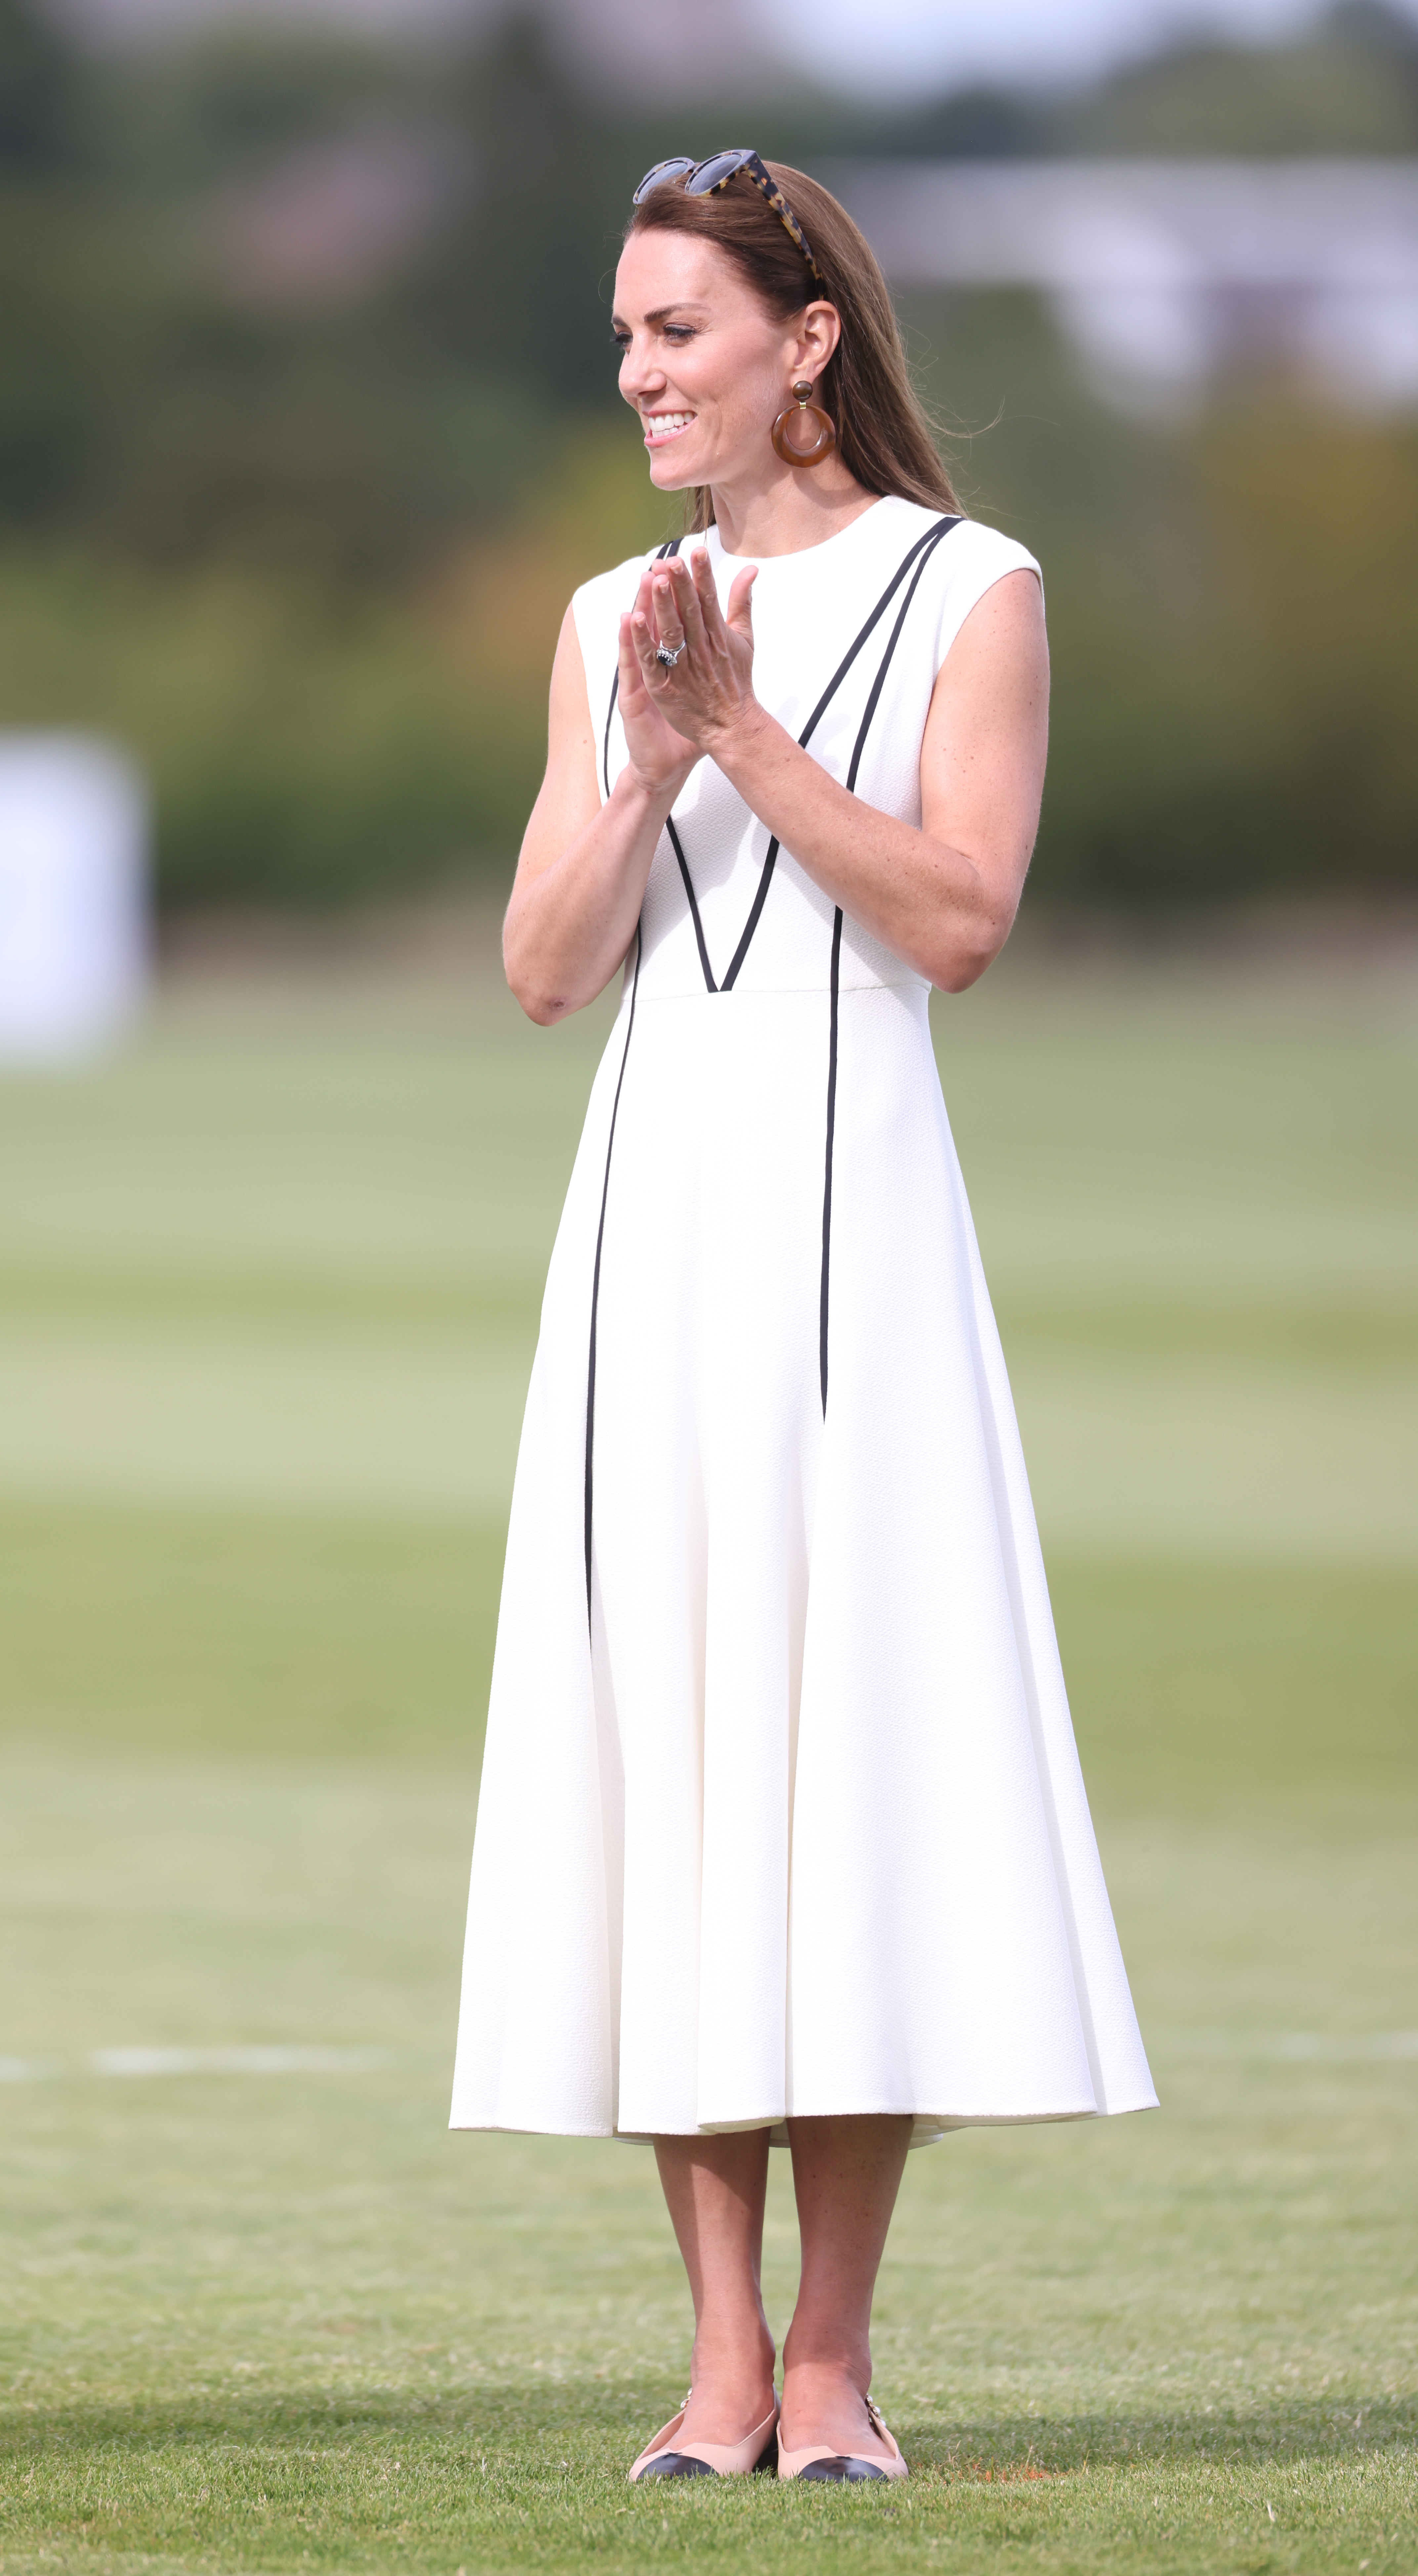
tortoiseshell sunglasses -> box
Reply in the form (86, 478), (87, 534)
(632, 149), (823, 286)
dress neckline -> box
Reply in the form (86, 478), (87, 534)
(702, 496), (897, 572)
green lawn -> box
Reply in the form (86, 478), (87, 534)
(1, 944), (1414, 2574)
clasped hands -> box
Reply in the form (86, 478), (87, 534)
(616, 546), (762, 798)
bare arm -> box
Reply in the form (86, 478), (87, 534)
(632, 547), (1049, 992)
(502, 603), (699, 1025)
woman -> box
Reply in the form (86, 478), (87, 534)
(450, 153), (1156, 2485)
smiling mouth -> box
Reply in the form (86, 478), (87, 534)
(643, 411), (695, 445)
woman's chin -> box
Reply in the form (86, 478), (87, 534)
(646, 446), (699, 491)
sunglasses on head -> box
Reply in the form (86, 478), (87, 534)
(632, 149), (823, 286)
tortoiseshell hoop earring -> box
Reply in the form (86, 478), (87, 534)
(771, 380), (837, 468)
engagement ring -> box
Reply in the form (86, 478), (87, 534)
(655, 644), (683, 669)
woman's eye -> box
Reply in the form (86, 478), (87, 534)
(663, 326), (695, 343)
(611, 332), (630, 352)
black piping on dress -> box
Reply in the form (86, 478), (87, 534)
(586, 539), (678, 1616)
(665, 516), (962, 995)
(819, 513), (962, 1413)
(585, 515), (962, 1622)
(583, 922), (642, 1617)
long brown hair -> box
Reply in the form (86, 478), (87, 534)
(625, 160), (960, 532)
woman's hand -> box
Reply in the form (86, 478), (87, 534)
(628, 547), (761, 758)
(614, 592), (701, 797)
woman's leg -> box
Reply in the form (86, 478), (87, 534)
(780, 2114), (913, 2461)
(653, 2130), (777, 2445)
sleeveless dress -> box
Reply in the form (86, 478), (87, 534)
(450, 497), (1157, 2148)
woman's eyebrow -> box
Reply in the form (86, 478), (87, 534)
(612, 302), (711, 329)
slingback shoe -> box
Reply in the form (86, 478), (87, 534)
(777, 2395), (908, 2484)
(628, 2392), (779, 2482)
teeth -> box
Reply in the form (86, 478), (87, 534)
(646, 412), (693, 433)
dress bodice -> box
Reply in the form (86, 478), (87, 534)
(571, 497), (1040, 1001)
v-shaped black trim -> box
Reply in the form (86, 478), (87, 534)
(665, 814), (715, 991)
(635, 515), (962, 994)
(585, 513), (964, 1622)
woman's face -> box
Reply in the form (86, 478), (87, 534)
(612, 229), (834, 493)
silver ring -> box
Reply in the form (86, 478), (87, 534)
(655, 643), (683, 669)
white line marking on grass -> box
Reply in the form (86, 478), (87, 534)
(1156, 2031), (1418, 2062)
(1272, 2032), (1418, 2061)
(1, 2045), (409, 2081)
(89, 2045), (389, 2077)
(10, 2034), (1407, 2084)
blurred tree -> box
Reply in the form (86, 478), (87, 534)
(1027, 401), (1418, 906)
(871, 84), (1054, 162)
(0, 0), (1415, 908)
(0, 0), (79, 171)
(1068, 5), (1418, 153)
(0, 0), (142, 524)
(406, 23), (631, 411)
(1189, 405), (1418, 896)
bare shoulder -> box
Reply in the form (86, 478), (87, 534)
(943, 561), (1046, 657)
(930, 567), (1048, 723)
(921, 564), (1049, 887)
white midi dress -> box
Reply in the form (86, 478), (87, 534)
(450, 496), (1157, 2148)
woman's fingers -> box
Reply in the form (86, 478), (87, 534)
(631, 608), (687, 715)
(631, 570), (662, 655)
(622, 603), (660, 685)
(652, 567), (689, 655)
(618, 610), (651, 706)
(669, 556), (710, 659)
(621, 550), (758, 758)
(725, 565), (758, 643)
(630, 607), (664, 687)
(688, 547), (729, 650)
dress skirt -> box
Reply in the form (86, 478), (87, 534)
(451, 969), (1158, 2147)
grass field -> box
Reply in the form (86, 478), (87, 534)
(1, 938), (1414, 2575)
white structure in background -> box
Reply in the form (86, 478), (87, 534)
(832, 160), (1418, 413)
(0, 738), (149, 1063)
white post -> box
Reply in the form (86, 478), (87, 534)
(0, 736), (149, 1064)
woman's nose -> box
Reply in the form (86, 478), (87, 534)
(619, 339), (664, 399)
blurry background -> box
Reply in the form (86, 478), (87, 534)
(1, 4), (1415, 2568)
(1, 0), (1418, 913)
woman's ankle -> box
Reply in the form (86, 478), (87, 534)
(691, 2319), (776, 2390)
(779, 2352), (892, 2458)
(682, 2318), (776, 2434)
(781, 2328), (870, 2393)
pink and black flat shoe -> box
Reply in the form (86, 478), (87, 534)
(777, 2395), (908, 2484)
(629, 2392), (780, 2482)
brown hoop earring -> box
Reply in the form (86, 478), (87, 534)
(771, 379), (837, 469)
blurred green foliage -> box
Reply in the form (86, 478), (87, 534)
(0, 0), (1416, 907)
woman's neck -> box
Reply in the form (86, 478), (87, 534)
(706, 458), (879, 559)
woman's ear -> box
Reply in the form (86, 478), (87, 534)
(796, 299), (843, 379)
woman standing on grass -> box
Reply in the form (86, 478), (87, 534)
(450, 152), (1155, 2484)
